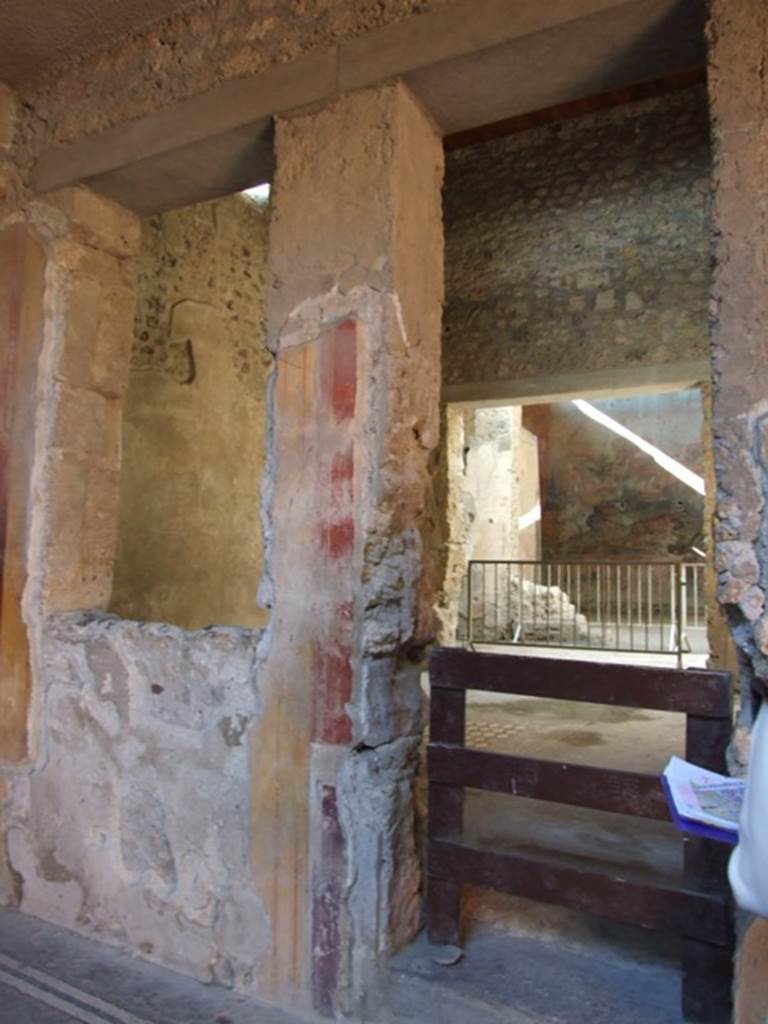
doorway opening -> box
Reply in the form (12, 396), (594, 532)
(444, 386), (709, 668)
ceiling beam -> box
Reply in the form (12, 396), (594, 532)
(32, 0), (706, 215)
(444, 65), (706, 151)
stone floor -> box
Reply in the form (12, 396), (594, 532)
(0, 903), (684, 1024)
(0, 907), (307, 1024)
(386, 916), (683, 1024)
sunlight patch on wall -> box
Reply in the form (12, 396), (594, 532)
(572, 399), (705, 495)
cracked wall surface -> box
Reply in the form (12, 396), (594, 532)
(708, 0), (768, 1019)
(526, 390), (705, 560)
(0, 142), (271, 987)
(253, 82), (443, 1017)
(0, 102), (140, 905)
(7, 613), (266, 987)
(443, 86), (711, 389)
(111, 193), (272, 630)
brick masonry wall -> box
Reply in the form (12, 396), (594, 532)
(443, 86), (712, 387)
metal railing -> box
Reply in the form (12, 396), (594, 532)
(461, 559), (707, 666)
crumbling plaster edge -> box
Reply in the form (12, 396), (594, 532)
(0, 189), (139, 778)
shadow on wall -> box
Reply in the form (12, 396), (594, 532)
(110, 192), (273, 631)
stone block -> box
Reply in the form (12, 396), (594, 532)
(45, 187), (140, 260)
(51, 384), (122, 460)
(6, 614), (264, 985)
(44, 450), (121, 612)
(595, 289), (615, 312)
(57, 271), (136, 398)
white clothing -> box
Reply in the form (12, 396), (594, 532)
(729, 701), (768, 918)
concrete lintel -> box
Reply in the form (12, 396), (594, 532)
(32, 0), (705, 214)
(337, 0), (635, 93)
(35, 46), (336, 195)
(443, 360), (711, 407)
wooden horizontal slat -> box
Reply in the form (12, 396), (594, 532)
(428, 744), (670, 820)
(430, 648), (732, 717)
(428, 838), (730, 946)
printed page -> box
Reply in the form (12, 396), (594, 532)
(663, 756), (743, 832)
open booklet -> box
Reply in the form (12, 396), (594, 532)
(661, 756), (744, 846)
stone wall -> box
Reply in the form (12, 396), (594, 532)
(443, 86), (711, 389)
(523, 389), (705, 561)
(7, 613), (265, 987)
(111, 193), (271, 630)
(438, 406), (521, 641)
(0, 82), (141, 906)
(707, 1), (768, 1019)
(0, 134), (270, 982)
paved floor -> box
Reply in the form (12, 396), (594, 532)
(0, 902), (683, 1024)
(387, 921), (683, 1024)
(0, 908), (307, 1024)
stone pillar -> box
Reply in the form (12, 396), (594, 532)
(708, 1), (768, 1020)
(252, 83), (443, 1016)
(437, 405), (522, 643)
(0, 168), (138, 903)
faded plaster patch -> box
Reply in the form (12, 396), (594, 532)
(6, 613), (269, 988)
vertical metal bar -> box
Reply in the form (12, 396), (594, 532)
(494, 562), (499, 644)
(519, 562), (525, 644)
(484, 563), (490, 642)
(676, 563), (684, 669)
(506, 561), (512, 643)
(610, 565), (618, 651)
(598, 569), (606, 647)
(629, 564), (635, 652)
(467, 561), (473, 646)
(616, 563), (621, 650)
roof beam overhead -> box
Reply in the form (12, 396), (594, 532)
(32, 0), (706, 215)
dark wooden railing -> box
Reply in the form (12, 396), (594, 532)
(426, 647), (734, 1024)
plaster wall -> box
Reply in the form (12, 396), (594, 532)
(523, 389), (705, 561)
(707, 0), (768, 1018)
(443, 86), (711, 392)
(0, 87), (270, 991)
(111, 194), (271, 630)
(7, 614), (265, 987)
(462, 407), (521, 561)
(0, 83), (141, 906)
(253, 82), (443, 1015)
(438, 406), (521, 641)
(518, 426), (541, 561)
(3, 70), (439, 1019)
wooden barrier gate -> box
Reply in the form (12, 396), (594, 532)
(426, 648), (734, 1024)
